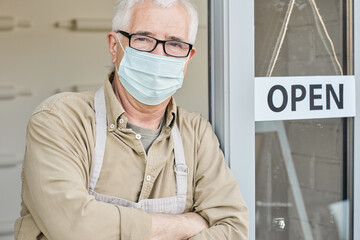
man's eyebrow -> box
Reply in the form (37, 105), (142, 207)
(134, 31), (185, 42)
(134, 31), (153, 36)
(168, 36), (184, 42)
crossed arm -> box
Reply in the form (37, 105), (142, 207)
(150, 213), (209, 240)
(149, 120), (249, 240)
(22, 108), (248, 239)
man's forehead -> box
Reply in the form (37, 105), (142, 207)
(128, 1), (190, 41)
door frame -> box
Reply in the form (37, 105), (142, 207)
(210, 0), (359, 239)
(353, 1), (359, 239)
(209, 0), (255, 238)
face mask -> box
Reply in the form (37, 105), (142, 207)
(115, 40), (188, 106)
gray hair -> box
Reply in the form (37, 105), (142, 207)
(112, 0), (199, 44)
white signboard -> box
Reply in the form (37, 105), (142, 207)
(255, 76), (356, 121)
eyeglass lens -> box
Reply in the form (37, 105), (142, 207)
(130, 35), (190, 57)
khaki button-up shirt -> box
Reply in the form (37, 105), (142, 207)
(14, 78), (248, 240)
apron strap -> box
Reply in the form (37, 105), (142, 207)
(89, 86), (107, 191)
(172, 124), (188, 199)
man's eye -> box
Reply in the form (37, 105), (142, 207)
(134, 37), (149, 42)
(169, 42), (183, 49)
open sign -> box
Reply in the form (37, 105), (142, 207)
(255, 76), (355, 121)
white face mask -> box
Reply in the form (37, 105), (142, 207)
(116, 40), (188, 106)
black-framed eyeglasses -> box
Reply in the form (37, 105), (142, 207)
(117, 30), (193, 58)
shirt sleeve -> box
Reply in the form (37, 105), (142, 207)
(23, 109), (152, 240)
(190, 121), (249, 240)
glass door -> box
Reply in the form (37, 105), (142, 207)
(254, 1), (353, 240)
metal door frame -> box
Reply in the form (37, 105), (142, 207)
(209, 0), (255, 238)
(210, 0), (359, 239)
(353, 1), (359, 239)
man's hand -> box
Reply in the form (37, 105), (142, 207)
(150, 212), (209, 240)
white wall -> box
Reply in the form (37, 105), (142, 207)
(0, 0), (208, 238)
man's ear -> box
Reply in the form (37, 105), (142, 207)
(107, 32), (118, 64)
(188, 47), (196, 62)
(183, 47), (197, 76)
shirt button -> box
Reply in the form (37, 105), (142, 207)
(119, 119), (125, 124)
(110, 124), (115, 129)
(135, 134), (142, 140)
(146, 175), (151, 181)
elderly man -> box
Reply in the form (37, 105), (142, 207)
(14, 0), (248, 239)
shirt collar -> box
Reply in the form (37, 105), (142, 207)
(165, 97), (177, 129)
(104, 76), (125, 131)
(103, 74), (177, 131)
